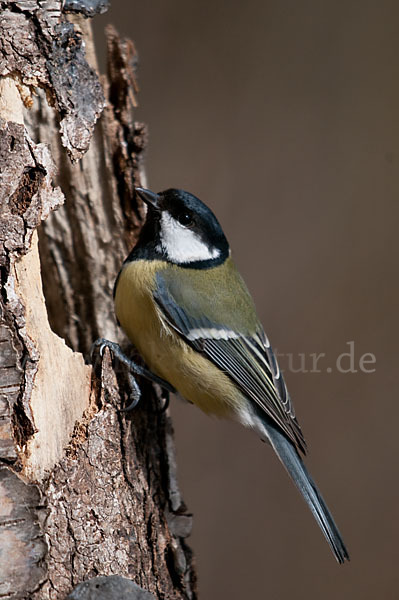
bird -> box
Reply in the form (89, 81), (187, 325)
(112, 186), (349, 563)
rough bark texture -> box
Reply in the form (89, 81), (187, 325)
(0, 3), (196, 599)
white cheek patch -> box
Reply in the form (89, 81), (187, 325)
(158, 212), (220, 264)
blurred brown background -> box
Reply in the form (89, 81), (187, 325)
(94, 2), (398, 598)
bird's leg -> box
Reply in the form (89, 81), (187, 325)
(91, 338), (175, 412)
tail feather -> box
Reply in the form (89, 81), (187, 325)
(264, 420), (349, 563)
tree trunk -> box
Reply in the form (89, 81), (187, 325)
(0, 2), (196, 599)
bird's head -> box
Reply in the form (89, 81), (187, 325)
(135, 187), (229, 269)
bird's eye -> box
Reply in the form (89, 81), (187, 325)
(177, 212), (194, 227)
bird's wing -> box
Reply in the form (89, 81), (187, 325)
(153, 270), (306, 454)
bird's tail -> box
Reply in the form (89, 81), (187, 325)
(264, 420), (349, 563)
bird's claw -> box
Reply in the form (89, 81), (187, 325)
(158, 389), (170, 413)
(91, 338), (115, 360)
(120, 372), (141, 412)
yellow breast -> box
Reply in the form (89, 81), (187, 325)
(114, 259), (243, 418)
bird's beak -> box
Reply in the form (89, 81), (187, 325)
(135, 187), (161, 210)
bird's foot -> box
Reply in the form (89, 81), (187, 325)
(91, 338), (175, 412)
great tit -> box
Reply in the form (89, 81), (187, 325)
(113, 187), (349, 563)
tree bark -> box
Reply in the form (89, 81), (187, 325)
(0, 2), (196, 599)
